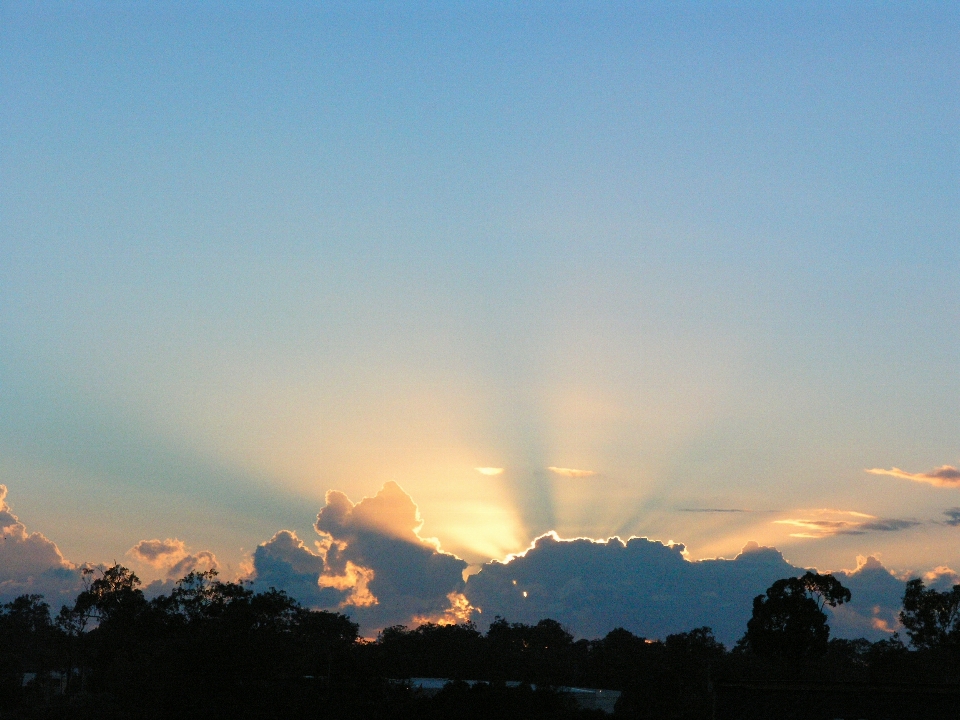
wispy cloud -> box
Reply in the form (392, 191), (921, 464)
(866, 465), (960, 488)
(943, 508), (960, 526)
(773, 509), (919, 538)
(475, 467), (504, 476)
(858, 519), (921, 533)
(678, 507), (769, 514)
(547, 467), (596, 478)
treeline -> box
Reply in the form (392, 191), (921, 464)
(2, 566), (960, 719)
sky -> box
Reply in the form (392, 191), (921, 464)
(1, 2), (959, 641)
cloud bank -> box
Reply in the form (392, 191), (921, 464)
(462, 535), (907, 645)
(867, 465), (960, 487)
(0, 482), (932, 645)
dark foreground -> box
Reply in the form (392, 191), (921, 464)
(4, 567), (960, 719)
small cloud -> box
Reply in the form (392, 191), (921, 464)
(475, 467), (504, 476)
(858, 519), (921, 533)
(128, 537), (218, 579)
(943, 508), (960, 526)
(547, 467), (597, 478)
(679, 508), (748, 513)
(774, 518), (861, 537)
(129, 538), (187, 566)
(773, 509), (918, 538)
(866, 465), (960, 488)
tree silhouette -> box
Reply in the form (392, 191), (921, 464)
(739, 572), (851, 659)
(899, 578), (960, 650)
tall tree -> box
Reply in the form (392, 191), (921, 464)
(739, 572), (851, 658)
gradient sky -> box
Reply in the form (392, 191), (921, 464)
(2, 3), (959, 586)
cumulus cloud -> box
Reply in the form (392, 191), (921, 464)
(250, 482), (467, 633)
(463, 535), (907, 644)
(475, 467), (504, 476)
(922, 565), (960, 591)
(547, 467), (596, 478)
(130, 538), (188, 566)
(0, 485), (83, 605)
(867, 465), (960, 488)
(128, 537), (218, 579)
(314, 482), (467, 628)
(828, 556), (905, 639)
(463, 535), (802, 644)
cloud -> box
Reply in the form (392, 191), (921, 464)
(130, 538), (188, 566)
(463, 536), (908, 645)
(475, 467), (504, 476)
(679, 508), (750, 513)
(867, 465), (960, 488)
(314, 482), (467, 628)
(128, 537), (218, 579)
(943, 508), (960, 526)
(922, 565), (960, 591)
(251, 530), (340, 607)
(828, 556), (906, 639)
(0, 485), (83, 605)
(463, 536), (802, 644)
(773, 509), (919, 538)
(547, 467), (596, 478)
(251, 482), (467, 633)
(858, 519), (921, 533)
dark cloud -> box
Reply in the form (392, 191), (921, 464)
(0, 485), (83, 606)
(251, 530), (340, 607)
(463, 535), (800, 644)
(463, 536), (907, 644)
(943, 508), (960, 527)
(855, 519), (921, 533)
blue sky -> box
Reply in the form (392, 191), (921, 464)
(2, 2), (959, 608)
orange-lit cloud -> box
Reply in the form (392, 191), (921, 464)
(412, 591), (477, 626)
(547, 466), (596, 478)
(128, 537), (218, 578)
(923, 565), (960, 587)
(129, 538), (188, 566)
(475, 467), (504, 475)
(866, 465), (960, 487)
(318, 560), (377, 608)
